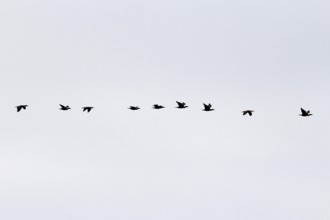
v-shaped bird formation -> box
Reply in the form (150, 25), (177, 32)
(13, 102), (314, 117)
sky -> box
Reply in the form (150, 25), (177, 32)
(0, 0), (330, 219)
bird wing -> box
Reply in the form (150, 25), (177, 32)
(60, 104), (65, 108)
(203, 103), (208, 109)
(176, 101), (182, 107)
(301, 108), (307, 114)
(242, 111), (247, 115)
(16, 106), (21, 112)
(248, 111), (252, 116)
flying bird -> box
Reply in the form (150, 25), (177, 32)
(300, 108), (312, 117)
(242, 110), (254, 116)
(153, 104), (165, 109)
(82, 106), (94, 112)
(16, 105), (28, 112)
(202, 103), (214, 111)
(176, 101), (188, 109)
(59, 104), (71, 111)
(129, 106), (140, 110)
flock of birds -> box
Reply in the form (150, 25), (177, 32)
(15, 102), (313, 117)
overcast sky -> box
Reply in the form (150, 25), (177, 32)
(0, 0), (330, 219)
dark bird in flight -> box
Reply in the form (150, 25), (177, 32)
(202, 103), (214, 111)
(242, 110), (254, 116)
(82, 106), (94, 112)
(129, 106), (140, 110)
(16, 105), (28, 112)
(153, 104), (165, 109)
(176, 101), (188, 109)
(59, 104), (71, 111)
(300, 108), (312, 117)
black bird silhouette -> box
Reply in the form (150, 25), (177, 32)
(176, 101), (188, 109)
(242, 110), (254, 116)
(16, 105), (28, 112)
(129, 106), (140, 110)
(202, 103), (214, 111)
(59, 104), (71, 111)
(82, 106), (94, 112)
(300, 108), (312, 117)
(153, 104), (165, 109)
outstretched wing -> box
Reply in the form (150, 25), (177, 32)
(248, 111), (252, 116)
(301, 108), (307, 114)
(176, 101), (183, 107)
(16, 106), (21, 112)
(60, 104), (65, 108)
(203, 103), (208, 109)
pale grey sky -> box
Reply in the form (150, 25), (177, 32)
(0, 0), (330, 219)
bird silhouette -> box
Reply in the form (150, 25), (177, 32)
(59, 104), (71, 111)
(300, 108), (312, 117)
(16, 105), (28, 112)
(153, 104), (165, 109)
(82, 106), (94, 112)
(129, 106), (140, 110)
(176, 101), (188, 109)
(242, 110), (254, 116)
(202, 103), (214, 111)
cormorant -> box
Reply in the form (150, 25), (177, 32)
(202, 103), (214, 111)
(153, 104), (165, 109)
(129, 106), (140, 110)
(300, 108), (312, 117)
(176, 101), (188, 109)
(242, 110), (254, 116)
(16, 105), (28, 112)
(82, 107), (94, 112)
(59, 104), (71, 111)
